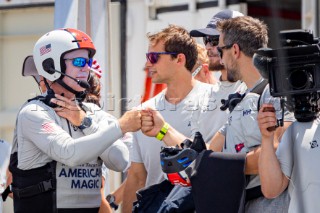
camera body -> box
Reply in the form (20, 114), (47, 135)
(254, 29), (320, 122)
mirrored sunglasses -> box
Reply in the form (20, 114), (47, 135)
(146, 52), (177, 64)
(203, 36), (219, 46)
(64, 57), (93, 68)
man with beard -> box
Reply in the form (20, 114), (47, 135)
(210, 15), (296, 212)
(190, 10), (246, 134)
(190, 9), (244, 82)
(141, 16), (294, 212)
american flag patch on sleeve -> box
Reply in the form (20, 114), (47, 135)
(40, 44), (51, 56)
(42, 121), (57, 133)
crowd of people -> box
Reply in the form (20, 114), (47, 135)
(0, 8), (319, 213)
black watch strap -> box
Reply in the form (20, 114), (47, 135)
(109, 202), (118, 210)
(106, 194), (118, 210)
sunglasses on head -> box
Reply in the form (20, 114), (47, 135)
(146, 52), (177, 64)
(203, 36), (219, 46)
(64, 57), (93, 68)
(217, 44), (234, 58)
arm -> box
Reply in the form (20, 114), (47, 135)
(209, 132), (225, 151)
(141, 108), (187, 147)
(6, 168), (13, 199)
(245, 120), (292, 175)
(100, 139), (129, 172)
(122, 163), (147, 213)
(109, 178), (127, 205)
(20, 103), (141, 168)
(258, 104), (289, 198)
(99, 176), (112, 213)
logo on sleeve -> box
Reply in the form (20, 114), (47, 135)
(235, 143), (245, 153)
(310, 140), (319, 149)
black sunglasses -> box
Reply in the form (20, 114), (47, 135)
(146, 52), (177, 64)
(217, 44), (234, 58)
(203, 36), (219, 46)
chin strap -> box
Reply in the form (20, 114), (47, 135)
(56, 78), (87, 101)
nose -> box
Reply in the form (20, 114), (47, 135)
(145, 59), (153, 68)
(80, 63), (91, 73)
(205, 42), (212, 50)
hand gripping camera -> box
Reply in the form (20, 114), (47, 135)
(253, 29), (320, 122)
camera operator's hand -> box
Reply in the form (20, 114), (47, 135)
(52, 94), (86, 126)
(118, 108), (142, 134)
(141, 107), (165, 137)
(258, 104), (277, 139)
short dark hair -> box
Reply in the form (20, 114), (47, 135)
(147, 24), (198, 72)
(217, 16), (268, 57)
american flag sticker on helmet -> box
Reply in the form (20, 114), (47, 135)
(40, 44), (51, 56)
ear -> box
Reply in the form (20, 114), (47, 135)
(233, 43), (241, 59)
(176, 53), (186, 66)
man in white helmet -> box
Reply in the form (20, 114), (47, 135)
(9, 28), (141, 213)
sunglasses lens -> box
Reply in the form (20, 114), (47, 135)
(88, 58), (93, 67)
(72, 57), (93, 67)
(146, 53), (159, 64)
(203, 37), (219, 46)
(72, 58), (86, 67)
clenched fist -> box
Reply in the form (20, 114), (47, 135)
(119, 108), (142, 133)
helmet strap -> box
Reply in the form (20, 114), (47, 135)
(56, 78), (86, 101)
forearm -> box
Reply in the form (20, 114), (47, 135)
(112, 179), (126, 205)
(209, 132), (225, 152)
(99, 177), (112, 213)
(37, 122), (123, 168)
(162, 126), (188, 147)
(122, 167), (146, 213)
(259, 137), (288, 198)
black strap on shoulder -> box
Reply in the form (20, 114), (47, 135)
(250, 79), (268, 111)
(250, 79), (269, 95)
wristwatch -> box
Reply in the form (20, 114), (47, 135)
(106, 194), (118, 210)
(78, 116), (92, 130)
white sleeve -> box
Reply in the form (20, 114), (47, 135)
(100, 139), (129, 172)
(130, 131), (143, 163)
(20, 103), (123, 167)
(82, 107), (130, 172)
(276, 125), (294, 178)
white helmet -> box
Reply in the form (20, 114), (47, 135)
(33, 28), (96, 81)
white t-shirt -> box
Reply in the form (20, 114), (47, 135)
(131, 80), (244, 187)
(276, 118), (320, 213)
(0, 139), (11, 213)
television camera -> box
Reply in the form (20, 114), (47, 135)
(253, 29), (320, 122)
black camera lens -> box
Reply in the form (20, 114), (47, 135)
(287, 66), (314, 90)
